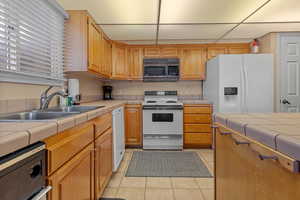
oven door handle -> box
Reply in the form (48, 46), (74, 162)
(31, 186), (52, 200)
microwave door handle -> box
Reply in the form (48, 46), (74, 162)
(31, 186), (52, 200)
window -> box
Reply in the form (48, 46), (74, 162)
(0, 0), (67, 86)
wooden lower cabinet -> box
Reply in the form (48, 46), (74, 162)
(215, 124), (300, 200)
(45, 112), (114, 200)
(95, 128), (113, 199)
(125, 104), (142, 147)
(48, 143), (94, 200)
(183, 104), (212, 148)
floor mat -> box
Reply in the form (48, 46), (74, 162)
(125, 151), (212, 177)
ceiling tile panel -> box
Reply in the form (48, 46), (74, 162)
(247, 0), (300, 22)
(225, 23), (300, 39)
(159, 24), (236, 40)
(160, 0), (269, 23)
(57, 0), (159, 24)
(101, 25), (157, 40)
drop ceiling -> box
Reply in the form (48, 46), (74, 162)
(57, 0), (300, 44)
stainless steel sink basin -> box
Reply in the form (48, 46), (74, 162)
(0, 111), (79, 122)
(45, 106), (105, 113)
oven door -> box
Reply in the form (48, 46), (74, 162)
(143, 109), (183, 135)
(30, 186), (52, 200)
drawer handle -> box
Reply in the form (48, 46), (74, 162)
(231, 137), (250, 145)
(220, 131), (232, 136)
(258, 155), (278, 161)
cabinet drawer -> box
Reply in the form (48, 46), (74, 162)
(184, 114), (211, 124)
(184, 124), (211, 133)
(184, 133), (212, 146)
(184, 106), (211, 114)
(94, 112), (112, 138)
(45, 122), (94, 175)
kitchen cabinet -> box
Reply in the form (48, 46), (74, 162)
(228, 47), (250, 54)
(64, 10), (111, 78)
(127, 47), (143, 80)
(44, 112), (113, 200)
(112, 43), (128, 79)
(125, 104), (142, 147)
(144, 47), (178, 58)
(88, 20), (101, 73)
(95, 128), (113, 199)
(180, 48), (207, 80)
(102, 37), (112, 77)
(215, 123), (300, 200)
(183, 104), (212, 148)
(48, 143), (94, 200)
(207, 47), (227, 60)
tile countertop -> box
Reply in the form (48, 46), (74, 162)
(0, 99), (212, 157)
(214, 113), (300, 161)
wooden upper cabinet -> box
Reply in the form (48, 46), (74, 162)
(127, 48), (143, 80)
(144, 47), (160, 57)
(207, 47), (227, 60)
(160, 47), (178, 57)
(64, 10), (111, 78)
(228, 47), (250, 54)
(125, 104), (142, 147)
(111, 43), (128, 79)
(101, 37), (112, 77)
(180, 48), (207, 80)
(88, 21), (101, 73)
(144, 47), (178, 58)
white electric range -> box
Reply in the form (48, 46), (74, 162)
(142, 91), (183, 150)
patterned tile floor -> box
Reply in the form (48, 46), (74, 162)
(102, 149), (214, 200)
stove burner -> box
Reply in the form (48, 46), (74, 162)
(166, 100), (177, 103)
(147, 100), (157, 103)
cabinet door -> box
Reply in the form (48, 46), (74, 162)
(228, 47), (250, 54)
(144, 47), (160, 57)
(48, 144), (94, 200)
(102, 38), (112, 77)
(180, 48), (207, 80)
(125, 104), (142, 147)
(128, 48), (143, 80)
(207, 47), (227, 60)
(112, 44), (128, 79)
(88, 21), (100, 72)
(160, 47), (178, 57)
(95, 128), (113, 199)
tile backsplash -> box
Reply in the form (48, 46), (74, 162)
(104, 80), (203, 100)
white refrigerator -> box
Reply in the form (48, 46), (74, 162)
(204, 54), (274, 113)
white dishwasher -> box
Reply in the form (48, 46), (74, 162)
(112, 107), (125, 172)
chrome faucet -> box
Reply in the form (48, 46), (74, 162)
(40, 86), (68, 110)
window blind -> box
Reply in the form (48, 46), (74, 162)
(0, 0), (67, 86)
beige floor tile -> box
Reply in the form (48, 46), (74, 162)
(126, 148), (142, 152)
(117, 160), (130, 174)
(116, 188), (145, 200)
(124, 152), (133, 161)
(201, 189), (214, 200)
(102, 188), (118, 198)
(198, 152), (214, 162)
(195, 178), (214, 189)
(107, 173), (123, 188)
(171, 178), (199, 189)
(146, 177), (172, 189)
(120, 177), (146, 188)
(145, 188), (174, 200)
(174, 189), (204, 200)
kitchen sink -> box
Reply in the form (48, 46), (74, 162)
(44, 106), (105, 113)
(0, 111), (79, 121)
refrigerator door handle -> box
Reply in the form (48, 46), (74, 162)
(244, 62), (249, 113)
